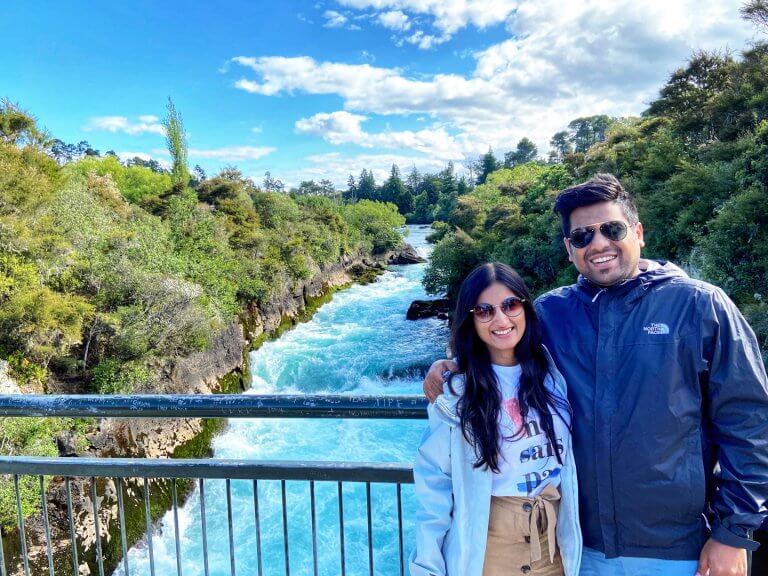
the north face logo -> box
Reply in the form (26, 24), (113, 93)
(643, 323), (670, 335)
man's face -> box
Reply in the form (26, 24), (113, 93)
(564, 201), (644, 287)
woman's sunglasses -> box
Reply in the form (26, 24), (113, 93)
(568, 220), (628, 249)
(470, 296), (526, 323)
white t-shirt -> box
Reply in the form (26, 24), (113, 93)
(490, 363), (570, 497)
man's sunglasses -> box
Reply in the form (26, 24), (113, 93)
(470, 297), (526, 323)
(568, 220), (628, 249)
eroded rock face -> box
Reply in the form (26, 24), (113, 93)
(0, 359), (21, 394)
(169, 322), (247, 395)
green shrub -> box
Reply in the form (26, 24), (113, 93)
(92, 359), (153, 394)
(0, 417), (90, 527)
(6, 351), (47, 389)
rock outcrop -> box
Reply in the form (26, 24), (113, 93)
(388, 244), (426, 265)
(406, 298), (451, 320)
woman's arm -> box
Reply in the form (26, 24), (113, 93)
(409, 403), (454, 576)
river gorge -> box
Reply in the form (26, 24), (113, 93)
(114, 225), (447, 576)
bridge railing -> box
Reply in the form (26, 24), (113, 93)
(0, 394), (428, 576)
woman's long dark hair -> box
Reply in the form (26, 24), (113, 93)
(449, 262), (571, 472)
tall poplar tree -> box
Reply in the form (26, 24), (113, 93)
(164, 97), (189, 191)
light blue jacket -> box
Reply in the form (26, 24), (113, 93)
(409, 357), (582, 576)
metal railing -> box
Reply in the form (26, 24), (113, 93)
(0, 394), (428, 576)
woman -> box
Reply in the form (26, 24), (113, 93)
(410, 262), (582, 576)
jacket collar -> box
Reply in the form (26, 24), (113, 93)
(573, 259), (688, 304)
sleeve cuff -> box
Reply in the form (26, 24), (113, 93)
(711, 525), (760, 551)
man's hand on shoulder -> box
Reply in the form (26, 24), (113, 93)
(696, 538), (747, 576)
(423, 359), (457, 402)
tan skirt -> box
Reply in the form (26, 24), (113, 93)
(482, 483), (565, 576)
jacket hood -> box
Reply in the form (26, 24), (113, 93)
(574, 259), (689, 304)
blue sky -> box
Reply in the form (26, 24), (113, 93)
(1, 1), (758, 187)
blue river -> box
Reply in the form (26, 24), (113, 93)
(117, 225), (448, 576)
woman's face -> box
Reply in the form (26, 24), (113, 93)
(472, 282), (526, 366)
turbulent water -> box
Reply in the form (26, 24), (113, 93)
(117, 225), (448, 576)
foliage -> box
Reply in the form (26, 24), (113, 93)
(474, 148), (500, 185)
(741, 0), (768, 32)
(423, 229), (481, 300)
(504, 138), (538, 167)
(6, 350), (47, 389)
(91, 358), (153, 394)
(342, 201), (405, 253)
(164, 98), (188, 190)
(0, 417), (90, 527)
(64, 155), (172, 204)
(0, 99), (48, 148)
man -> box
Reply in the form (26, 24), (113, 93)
(423, 174), (768, 576)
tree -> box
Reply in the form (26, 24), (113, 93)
(741, 0), (768, 32)
(438, 161), (458, 195)
(568, 115), (614, 152)
(296, 179), (337, 198)
(504, 137), (538, 168)
(192, 164), (207, 183)
(549, 131), (573, 163)
(646, 50), (733, 144)
(164, 97), (189, 190)
(474, 148), (499, 185)
(344, 174), (357, 203)
(342, 201), (405, 253)
(356, 169), (376, 201)
(380, 164), (413, 214)
(0, 99), (47, 147)
(263, 171), (285, 192)
(126, 156), (167, 173)
(406, 165), (421, 195)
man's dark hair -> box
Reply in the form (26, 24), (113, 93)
(553, 173), (639, 236)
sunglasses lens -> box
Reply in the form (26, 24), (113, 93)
(473, 304), (494, 322)
(569, 228), (593, 248)
(501, 298), (524, 317)
(601, 221), (628, 241)
(570, 221), (629, 247)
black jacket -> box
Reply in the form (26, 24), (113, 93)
(535, 261), (768, 560)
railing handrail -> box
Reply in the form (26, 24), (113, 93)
(0, 456), (414, 483)
(0, 394), (429, 419)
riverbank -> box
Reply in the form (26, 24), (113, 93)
(2, 244), (416, 576)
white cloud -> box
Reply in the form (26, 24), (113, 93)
(251, 126), (264, 134)
(84, 116), (165, 136)
(296, 110), (466, 160)
(404, 30), (450, 50)
(324, 9), (348, 27)
(338, 0), (518, 45)
(378, 10), (410, 31)
(323, 9), (361, 29)
(188, 146), (276, 161)
(231, 1), (754, 157)
(339, 0), (518, 33)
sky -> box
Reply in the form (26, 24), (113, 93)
(0, 1), (759, 188)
